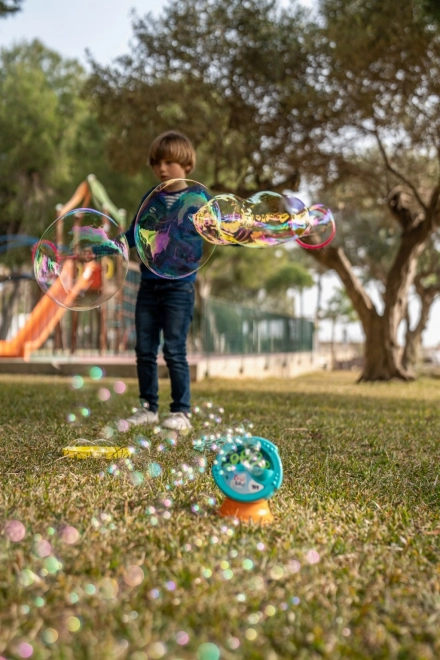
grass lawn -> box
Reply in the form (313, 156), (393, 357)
(1, 370), (440, 660)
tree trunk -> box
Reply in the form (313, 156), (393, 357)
(360, 312), (413, 381)
(310, 245), (418, 381)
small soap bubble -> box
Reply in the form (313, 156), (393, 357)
(123, 565), (144, 587)
(147, 642), (166, 659)
(34, 539), (51, 558)
(89, 366), (104, 380)
(17, 642), (33, 658)
(4, 519), (26, 542)
(71, 375), (84, 390)
(306, 550), (320, 564)
(176, 631), (189, 645)
(197, 643), (220, 660)
(117, 419), (129, 432)
(66, 616), (81, 632)
(114, 381), (126, 394)
(42, 628), (58, 644)
(148, 463), (163, 478)
(98, 388), (111, 402)
(61, 526), (79, 545)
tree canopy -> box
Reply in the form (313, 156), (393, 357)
(86, 0), (440, 380)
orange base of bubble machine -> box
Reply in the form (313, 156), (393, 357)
(218, 497), (274, 525)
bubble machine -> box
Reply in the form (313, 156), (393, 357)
(212, 436), (283, 525)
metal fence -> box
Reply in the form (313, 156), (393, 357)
(0, 264), (314, 356)
(201, 297), (314, 355)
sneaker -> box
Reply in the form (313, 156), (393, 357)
(127, 402), (159, 426)
(161, 412), (193, 431)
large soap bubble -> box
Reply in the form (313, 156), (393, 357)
(33, 208), (129, 310)
(135, 179), (215, 279)
(193, 191), (311, 247)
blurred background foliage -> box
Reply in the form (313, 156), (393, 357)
(3, 0), (440, 377)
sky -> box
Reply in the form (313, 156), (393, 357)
(1, 0), (439, 348)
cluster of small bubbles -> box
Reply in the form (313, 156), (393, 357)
(192, 401), (225, 429)
(90, 512), (116, 534)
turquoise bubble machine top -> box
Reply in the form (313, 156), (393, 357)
(212, 436), (283, 523)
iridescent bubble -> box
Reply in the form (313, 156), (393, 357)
(33, 208), (129, 311)
(306, 549), (320, 564)
(117, 419), (129, 433)
(131, 471), (144, 486)
(17, 643), (33, 658)
(123, 565), (144, 587)
(135, 179), (215, 279)
(148, 463), (163, 478)
(100, 577), (118, 599)
(147, 642), (166, 659)
(296, 204), (336, 249)
(98, 388), (111, 402)
(197, 643), (220, 660)
(61, 526), (79, 545)
(245, 628), (257, 641)
(113, 381), (126, 394)
(71, 375), (84, 390)
(4, 519), (25, 542)
(42, 628), (58, 644)
(34, 539), (51, 558)
(66, 616), (81, 632)
(194, 191), (310, 247)
(89, 366), (104, 380)
(176, 631), (189, 645)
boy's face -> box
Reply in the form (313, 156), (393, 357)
(152, 160), (190, 185)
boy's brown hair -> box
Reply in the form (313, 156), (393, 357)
(148, 131), (196, 172)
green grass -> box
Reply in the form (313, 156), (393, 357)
(1, 371), (440, 660)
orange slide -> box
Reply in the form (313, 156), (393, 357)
(0, 260), (99, 360)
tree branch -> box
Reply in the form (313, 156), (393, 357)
(374, 130), (427, 212)
(308, 246), (377, 329)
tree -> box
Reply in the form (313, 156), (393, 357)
(0, 0), (22, 17)
(0, 41), (86, 240)
(302, 0), (440, 380)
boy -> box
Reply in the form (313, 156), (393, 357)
(124, 131), (202, 431)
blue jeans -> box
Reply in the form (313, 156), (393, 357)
(135, 279), (195, 413)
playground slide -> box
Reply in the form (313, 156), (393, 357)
(0, 260), (99, 360)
